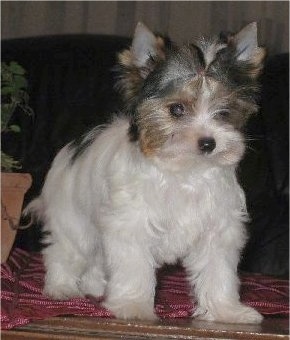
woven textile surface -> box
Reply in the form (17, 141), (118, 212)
(1, 248), (289, 330)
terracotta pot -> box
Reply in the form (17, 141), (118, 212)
(1, 172), (32, 263)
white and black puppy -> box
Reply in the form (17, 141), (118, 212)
(25, 22), (265, 323)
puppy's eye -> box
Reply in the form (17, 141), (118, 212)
(216, 110), (230, 118)
(169, 103), (185, 117)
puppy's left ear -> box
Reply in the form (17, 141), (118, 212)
(231, 22), (266, 77)
(117, 23), (166, 102)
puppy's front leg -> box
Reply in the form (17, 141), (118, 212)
(102, 235), (157, 320)
(183, 242), (263, 324)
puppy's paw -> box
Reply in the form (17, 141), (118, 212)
(43, 283), (83, 300)
(194, 304), (263, 324)
(79, 266), (106, 297)
(229, 305), (263, 324)
(103, 299), (157, 321)
(79, 277), (106, 297)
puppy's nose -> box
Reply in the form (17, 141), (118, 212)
(198, 137), (216, 153)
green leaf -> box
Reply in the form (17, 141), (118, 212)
(1, 103), (16, 125)
(13, 75), (28, 89)
(1, 86), (16, 95)
(9, 61), (26, 75)
(9, 124), (21, 133)
(1, 151), (21, 171)
(1, 61), (34, 130)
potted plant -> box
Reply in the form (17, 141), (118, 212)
(1, 61), (33, 263)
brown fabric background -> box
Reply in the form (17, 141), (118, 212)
(2, 1), (289, 54)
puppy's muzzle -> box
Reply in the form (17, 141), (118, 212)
(198, 137), (216, 153)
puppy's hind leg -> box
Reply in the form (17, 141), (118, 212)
(42, 239), (86, 300)
(41, 216), (95, 300)
(79, 242), (107, 298)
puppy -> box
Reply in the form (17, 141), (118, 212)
(25, 22), (265, 323)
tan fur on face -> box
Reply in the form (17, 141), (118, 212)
(137, 99), (174, 156)
(117, 50), (145, 103)
(136, 76), (257, 157)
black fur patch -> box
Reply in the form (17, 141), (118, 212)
(69, 126), (104, 164)
(128, 119), (139, 142)
(207, 46), (260, 102)
(192, 44), (206, 69)
(135, 45), (214, 103)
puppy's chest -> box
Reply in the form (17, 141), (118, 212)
(144, 169), (241, 263)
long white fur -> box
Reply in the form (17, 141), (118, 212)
(25, 114), (262, 323)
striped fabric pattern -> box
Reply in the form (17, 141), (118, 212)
(1, 248), (289, 330)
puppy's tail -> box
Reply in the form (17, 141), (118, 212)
(20, 197), (45, 230)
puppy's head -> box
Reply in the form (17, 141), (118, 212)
(117, 23), (265, 170)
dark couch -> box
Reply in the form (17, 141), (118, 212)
(2, 34), (289, 277)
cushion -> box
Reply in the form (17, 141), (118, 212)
(1, 248), (288, 330)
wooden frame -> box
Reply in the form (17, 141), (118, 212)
(2, 316), (289, 339)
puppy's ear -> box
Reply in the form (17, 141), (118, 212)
(231, 22), (266, 77)
(117, 22), (166, 102)
(131, 22), (165, 68)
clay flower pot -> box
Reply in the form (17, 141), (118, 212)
(1, 172), (32, 263)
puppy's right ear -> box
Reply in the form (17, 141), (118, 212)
(117, 23), (166, 103)
(131, 22), (165, 69)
